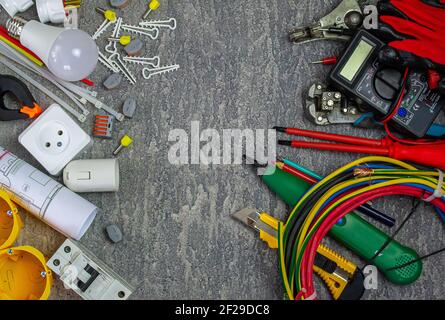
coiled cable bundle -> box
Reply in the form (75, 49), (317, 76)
(278, 156), (445, 300)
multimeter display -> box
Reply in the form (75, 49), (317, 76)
(340, 40), (374, 82)
(330, 29), (444, 137)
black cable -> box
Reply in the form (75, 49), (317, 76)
(370, 198), (421, 261)
(283, 171), (354, 272)
(386, 247), (445, 271)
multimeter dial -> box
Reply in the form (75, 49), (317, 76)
(373, 68), (402, 101)
(330, 30), (445, 137)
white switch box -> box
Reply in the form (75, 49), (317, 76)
(19, 104), (91, 176)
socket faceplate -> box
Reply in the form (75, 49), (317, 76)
(19, 104), (91, 175)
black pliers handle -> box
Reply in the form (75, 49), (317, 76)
(0, 75), (42, 121)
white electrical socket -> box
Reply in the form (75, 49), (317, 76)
(19, 104), (91, 176)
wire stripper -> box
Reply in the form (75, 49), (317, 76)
(0, 75), (42, 120)
(232, 208), (365, 300)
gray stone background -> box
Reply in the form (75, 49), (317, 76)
(0, 0), (443, 300)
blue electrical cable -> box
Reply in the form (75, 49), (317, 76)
(283, 159), (445, 223)
(316, 181), (445, 223)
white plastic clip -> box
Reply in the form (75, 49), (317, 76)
(305, 291), (317, 300)
(424, 170), (444, 202)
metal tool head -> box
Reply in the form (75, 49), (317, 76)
(289, 0), (363, 44)
(231, 208), (259, 226)
(338, 267), (365, 300)
(231, 208), (278, 238)
(304, 83), (362, 125)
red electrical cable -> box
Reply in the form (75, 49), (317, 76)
(379, 67), (409, 125)
(80, 78), (95, 87)
(301, 186), (445, 298)
(378, 67), (444, 146)
(277, 162), (319, 185)
(297, 186), (445, 299)
(307, 187), (361, 230)
(384, 123), (445, 145)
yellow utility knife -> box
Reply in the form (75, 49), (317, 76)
(232, 208), (365, 300)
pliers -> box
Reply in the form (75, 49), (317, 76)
(289, 0), (363, 44)
(0, 75), (42, 121)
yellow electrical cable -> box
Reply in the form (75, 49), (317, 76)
(284, 156), (417, 230)
(372, 170), (441, 177)
(0, 36), (43, 66)
(286, 156), (418, 249)
(301, 176), (443, 250)
(280, 156), (440, 297)
(295, 176), (444, 290)
(278, 222), (294, 299)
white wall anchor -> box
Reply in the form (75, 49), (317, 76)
(142, 64), (180, 80)
(121, 23), (159, 40)
(139, 17), (176, 30)
(123, 55), (160, 68)
(92, 8), (117, 40)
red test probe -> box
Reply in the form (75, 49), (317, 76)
(310, 55), (337, 65)
(275, 160), (319, 184)
(275, 127), (445, 170)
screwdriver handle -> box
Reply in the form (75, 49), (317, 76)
(390, 142), (445, 170)
(280, 139), (445, 170)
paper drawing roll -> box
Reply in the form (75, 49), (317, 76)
(0, 146), (98, 240)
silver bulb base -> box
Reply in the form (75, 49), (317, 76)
(6, 16), (29, 40)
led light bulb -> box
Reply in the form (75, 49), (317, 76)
(7, 17), (99, 82)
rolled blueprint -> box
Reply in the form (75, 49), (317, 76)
(0, 146), (98, 240)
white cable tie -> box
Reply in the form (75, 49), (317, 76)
(305, 291), (317, 300)
(424, 170), (444, 202)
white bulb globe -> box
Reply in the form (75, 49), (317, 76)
(18, 20), (99, 82)
(46, 29), (99, 82)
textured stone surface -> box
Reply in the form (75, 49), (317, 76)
(0, 0), (443, 300)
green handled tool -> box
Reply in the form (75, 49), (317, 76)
(261, 165), (422, 285)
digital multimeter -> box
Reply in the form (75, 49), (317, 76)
(329, 29), (444, 137)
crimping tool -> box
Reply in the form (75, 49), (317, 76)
(232, 208), (365, 300)
(0, 75), (42, 121)
(289, 0), (363, 44)
(304, 83), (445, 137)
